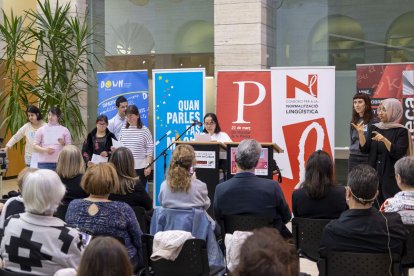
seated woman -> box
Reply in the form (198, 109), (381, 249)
(203, 113), (232, 142)
(292, 150), (347, 218)
(108, 147), (153, 211)
(65, 163), (143, 270)
(0, 169), (83, 275)
(0, 167), (37, 229)
(158, 144), (210, 210)
(54, 236), (133, 276)
(82, 114), (116, 166)
(56, 145), (88, 205)
(382, 156), (414, 224)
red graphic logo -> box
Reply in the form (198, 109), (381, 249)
(286, 74), (318, 98)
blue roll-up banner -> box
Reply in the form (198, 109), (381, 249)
(97, 70), (149, 126)
(153, 69), (206, 205)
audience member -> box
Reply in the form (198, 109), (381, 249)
(65, 163), (143, 270)
(56, 145), (88, 205)
(232, 227), (299, 276)
(54, 236), (133, 276)
(292, 150), (347, 218)
(382, 156), (414, 224)
(109, 147), (153, 210)
(82, 114), (117, 166)
(319, 165), (408, 257)
(158, 144), (210, 210)
(0, 167), (37, 228)
(214, 139), (291, 238)
(0, 169), (84, 275)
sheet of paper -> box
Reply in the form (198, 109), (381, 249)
(91, 154), (108, 164)
(30, 153), (39, 168)
(112, 138), (124, 148)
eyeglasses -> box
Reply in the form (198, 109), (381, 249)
(97, 122), (107, 126)
(204, 122), (216, 126)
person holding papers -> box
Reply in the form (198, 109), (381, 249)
(82, 115), (117, 166)
(116, 105), (154, 188)
(203, 113), (232, 143)
(33, 107), (71, 170)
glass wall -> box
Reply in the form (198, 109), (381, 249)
(87, 0), (214, 129)
(275, 0), (414, 148)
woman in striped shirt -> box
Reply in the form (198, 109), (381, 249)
(117, 105), (154, 188)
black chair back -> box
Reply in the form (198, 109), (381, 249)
(292, 217), (331, 262)
(319, 251), (401, 276)
(402, 224), (414, 269)
(141, 234), (209, 276)
(133, 206), (148, 233)
(0, 269), (39, 276)
(222, 214), (274, 234)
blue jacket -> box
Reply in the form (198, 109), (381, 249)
(150, 207), (225, 275)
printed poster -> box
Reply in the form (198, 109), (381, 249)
(153, 69), (205, 205)
(97, 70), (149, 126)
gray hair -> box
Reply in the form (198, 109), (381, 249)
(22, 169), (66, 216)
(235, 139), (262, 170)
(395, 156), (414, 187)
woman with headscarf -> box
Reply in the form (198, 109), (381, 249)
(355, 98), (413, 206)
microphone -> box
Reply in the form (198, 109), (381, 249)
(155, 130), (172, 146)
(192, 120), (203, 127)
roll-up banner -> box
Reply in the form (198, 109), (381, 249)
(97, 70), (149, 126)
(271, 67), (335, 207)
(356, 63), (414, 139)
(153, 69), (205, 205)
(216, 70), (272, 142)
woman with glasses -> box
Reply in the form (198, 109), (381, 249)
(82, 115), (117, 166)
(203, 113), (232, 143)
(357, 98), (413, 206)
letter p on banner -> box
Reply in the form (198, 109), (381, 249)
(217, 71), (272, 142)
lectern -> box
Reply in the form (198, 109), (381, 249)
(225, 142), (283, 180)
(174, 141), (227, 217)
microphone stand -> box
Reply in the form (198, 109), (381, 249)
(146, 122), (199, 178)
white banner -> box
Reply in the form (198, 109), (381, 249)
(271, 66), (335, 192)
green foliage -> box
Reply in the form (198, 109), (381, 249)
(0, 0), (98, 141)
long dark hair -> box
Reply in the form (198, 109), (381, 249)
(125, 105), (143, 129)
(301, 150), (334, 199)
(202, 113), (222, 134)
(351, 93), (374, 124)
(109, 147), (138, 194)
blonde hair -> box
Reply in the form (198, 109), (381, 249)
(56, 145), (85, 179)
(81, 163), (120, 195)
(167, 145), (195, 192)
(17, 167), (38, 191)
